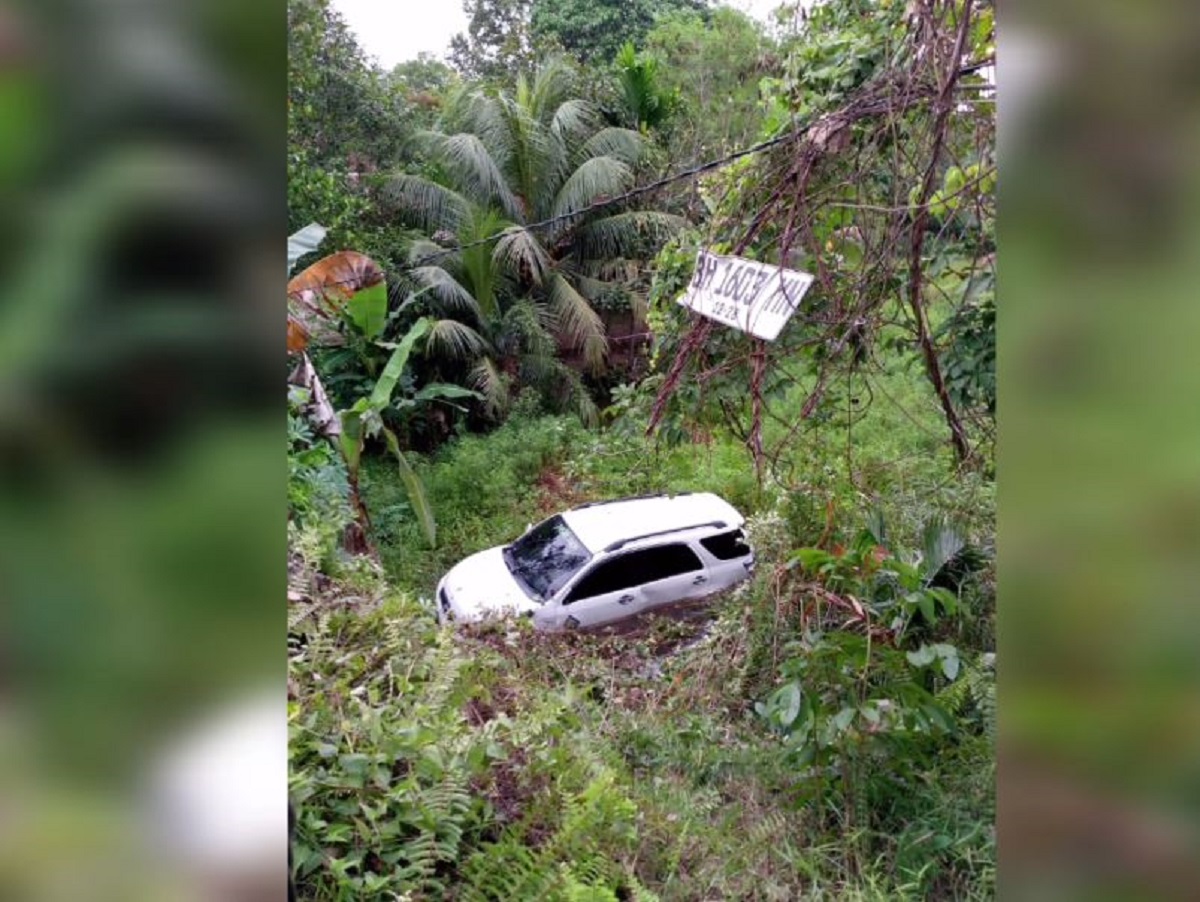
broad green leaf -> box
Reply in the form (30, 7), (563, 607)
(831, 707), (856, 733)
(928, 586), (958, 615)
(369, 318), (432, 412)
(779, 682), (802, 729)
(790, 548), (833, 571)
(287, 223), (326, 274)
(921, 703), (956, 733)
(906, 645), (936, 668)
(413, 382), (482, 402)
(382, 426), (436, 549)
(917, 593), (937, 624)
(932, 643), (961, 680)
(941, 653), (960, 681)
(347, 280), (388, 339)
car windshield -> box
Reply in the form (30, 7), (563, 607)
(503, 515), (591, 602)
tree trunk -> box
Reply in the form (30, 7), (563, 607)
(288, 352), (375, 555)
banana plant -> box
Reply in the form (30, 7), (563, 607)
(287, 224), (465, 549)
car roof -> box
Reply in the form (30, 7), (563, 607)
(560, 492), (744, 554)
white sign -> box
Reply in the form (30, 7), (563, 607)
(677, 250), (815, 341)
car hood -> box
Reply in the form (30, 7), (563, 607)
(439, 547), (541, 623)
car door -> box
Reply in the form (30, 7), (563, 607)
(543, 555), (647, 629)
(634, 543), (711, 614)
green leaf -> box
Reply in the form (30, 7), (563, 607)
(369, 318), (432, 411)
(287, 223), (326, 274)
(413, 382), (482, 403)
(906, 645), (936, 668)
(917, 593), (937, 624)
(928, 586), (958, 615)
(941, 653), (960, 681)
(931, 643), (960, 681)
(338, 753), (370, 776)
(790, 548), (833, 571)
(831, 707), (856, 733)
(347, 280), (388, 339)
(778, 683), (802, 729)
(382, 426), (436, 549)
(921, 703), (956, 733)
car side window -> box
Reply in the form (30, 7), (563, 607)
(564, 544), (705, 603)
(638, 544), (704, 581)
(700, 529), (752, 561)
(565, 558), (639, 603)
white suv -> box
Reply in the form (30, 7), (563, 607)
(435, 492), (755, 631)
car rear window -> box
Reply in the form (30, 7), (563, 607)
(700, 529), (752, 560)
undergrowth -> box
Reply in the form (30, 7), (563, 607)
(293, 359), (994, 900)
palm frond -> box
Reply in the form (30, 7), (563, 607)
(550, 99), (600, 146)
(436, 133), (523, 221)
(468, 357), (509, 419)
(550, 156), (634, 225)
(572, 274), (622, 303)
(426, 318), (492, 364)
(456, 207), (511, 321)
(539, 359), (600, 427)
(409, 266), (483, 320)
(492, 226), (552, 287)
(383, 174), (470, 233)
(440, 89), (510, 160)
(574, 211), (687, 261)
(577, 127), (644, 167)
(543, 99), (601, 197)
(435, 83), (481, 131)
(495, 94), (549, 221)
(528, 56), (578, 123)
(408, 238), (457, 269)
(548, 273), (607, 372)
(577, 258), (641, 283)
(518, 349), (559, 386)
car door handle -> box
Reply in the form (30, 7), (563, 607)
(692, 575), (708, 585)
(618, 594), (635, 605)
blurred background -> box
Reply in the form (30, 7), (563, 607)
(999, 0), (1200, 897)
(0, 0), (1198, 898)
(0, 0), (286, 898)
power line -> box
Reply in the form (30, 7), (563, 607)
(289, 122), (808, 295)
(400, 127), (804, 273)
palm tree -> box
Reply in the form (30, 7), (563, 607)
(384, 57), (685, 421)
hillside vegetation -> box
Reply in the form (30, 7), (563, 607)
(287, 0), (995, 897)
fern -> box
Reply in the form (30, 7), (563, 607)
(458, 836), (562, 902)
(936, 653), (995, 741)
